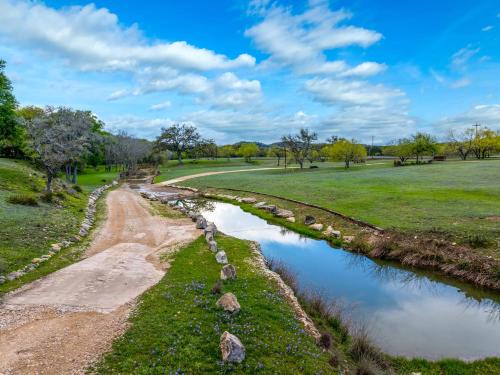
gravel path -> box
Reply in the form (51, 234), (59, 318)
(0, 186), (199, 374)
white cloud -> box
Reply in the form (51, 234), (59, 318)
(339, 62), (387, 77)
(451, 45), (480, 70)
(150, 101), (172, 110)
(449, 78), (471, 89)
(437, 104), (500, 131)
(245, 1), (383, 76)
(107, 89), (131, 101)
(482, 25), (494, 32)
(0, 0), (255, 72)
(304, 78), (404, 106)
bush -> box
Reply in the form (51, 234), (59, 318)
(7, 194), (38, 206)
(72, 184), (83, 193)
(319, 332), (332, 349)
(40, 191), (54, 203)
(266, 258), (299, 293)
(55, 191), (66, 200)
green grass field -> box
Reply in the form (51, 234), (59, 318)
(94, 235), (333, 374)
(160, 159), (500, 254)
(0, 158), (117, 279)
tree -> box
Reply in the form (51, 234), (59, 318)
(238, 143), (259, 162)
(447, 128), (475, 160)
(471, 127), (500, 159)
(326, 139), (367, 168)
(281, 128), (317, 169)
(383, 138), (414, 164)
(218, 145), (235, 160)
(156, 124), (201, 164)
(267, 145), (285, 166)
(0, 59), (24, 158)
(411, 132), (437, 163)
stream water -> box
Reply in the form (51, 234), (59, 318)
(197, 200), (500, 360)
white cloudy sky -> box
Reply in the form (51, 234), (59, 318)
(0, 0), (499, 143)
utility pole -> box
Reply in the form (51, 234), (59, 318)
(473, 123), (481, 137)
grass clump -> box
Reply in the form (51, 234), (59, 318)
(94, 235), (333, 374)
(7, 194), (38, 206)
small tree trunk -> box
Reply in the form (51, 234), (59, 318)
(65, 164), (71, 182)
(177, 151), (183, 164)
(46, 173), (53, 192)
(277, 156), (280, 166)
(72, 164), (78, 184)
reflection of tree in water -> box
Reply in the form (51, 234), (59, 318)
(178, 199), (215, 213)
(343, 250), (500, 322)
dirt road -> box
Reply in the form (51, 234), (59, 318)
(0, 186), (199, 374)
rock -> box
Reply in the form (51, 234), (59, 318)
(241, 197), (257, 204)
(217, 293), (241, 314)
(188, 211), (198, 220)
(196, 216), (207, 229)
(220, 264), (237, 280)
(253, 202), (267, 208)
(275, 208), (294, 218)
(51, 243), (61, 251)
(220, 331), (245, 363)
(209, 240), (218, 253)
(343, 236), (355, 244)
(304, 215), (316, 225)
(286, 217), (296, 223)
(309, 223), (323, 231)
(204, 223), (218, 236)
(262, 205), (277, 214)
(205, 232), (214, 242)
(215, 251), (228, 264)
(112, 180), (118, 186)
(323, 226), (341, 238)
(31, 258), (42, 264)
(0, 276), (6, 284)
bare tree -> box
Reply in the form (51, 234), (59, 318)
(447, 128), (474, 160)
(281, 128), (317, 168)
(155, 124), (201, 164)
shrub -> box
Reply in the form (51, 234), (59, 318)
(72, 184), (83, 193)
(101, 178), (107, 182)
(356, 356), (385, 375)
(266, 258), (299, 293)
(319, 332), (332, 349)
(467, 233), (492, 248)
(7, 194), (38, 206)
(210, 280), (222, 295)
(349, 329), (388, 370)
(40, 191), (54, 203)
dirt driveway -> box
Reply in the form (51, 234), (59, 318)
(0, 186), (199, 374)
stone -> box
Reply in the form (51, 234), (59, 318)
(220, 331), (245, 363)
(31, 258), (42, 264)
(304, 215), (316, 225)
(309, 223), (323, 231)
(253, 202), (267, 208)
(205, 232), (214, 242)
(323, 226), (341, 238)
(343, 236), (355, 244)
(275, 208), (294, 218)
(217, 293), (241, 314)
(241, 197), (257, 204)
(0, 276), (6, 284)
(196, 216), (208, 229)
(51, 243), (61, 251)
(209, 240), (218, 253)
(188, 211), (198, 220)
(262, 205), (277, 214)
(220, 264), (237, 280)
(286, 217), (295, 223)
(215, 251), (228, 264)
(204, 223), (218, 236)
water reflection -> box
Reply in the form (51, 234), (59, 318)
(198, 200), (500, 360)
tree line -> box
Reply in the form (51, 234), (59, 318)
(0, 60), (153, 191)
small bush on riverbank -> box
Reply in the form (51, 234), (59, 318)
(7, 194), (38, 206)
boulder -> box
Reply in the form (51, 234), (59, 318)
(188, 211), (198, 221)
(253, 202), (267, 208)
(31, 258), (42, 264)
(220, 331), (245, 363)
(205, 232), (214, 242)
(204, 223), (218, 236)
(196, 216), (207, 229)
(275, 208), (294, 218)
(304, 215), (316, 225)
(209, 240), (218, 253)
(286, 217), (296, 223)
(217, 293), (241, 314)
(241, 197), (257, 204)
(51, 243), (61, 251)
(309, 223), (324, 231)
(215, 251), (228, 264)
(220, 264), (237, 280)
(0, 276), (6, 284)
(323, 226), (341, 238)
(262, 205), (277, 214)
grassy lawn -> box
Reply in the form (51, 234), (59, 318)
(94, 235), (333, 374)
(172, 160), (500, 254)
(0, 158), (116, 281)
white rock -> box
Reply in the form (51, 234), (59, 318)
(220, 331), (245, 363)
(217, 292), (241, 314)
(215, 251), (228, 264)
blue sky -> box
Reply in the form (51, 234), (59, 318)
(0, 0), (499, 144)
